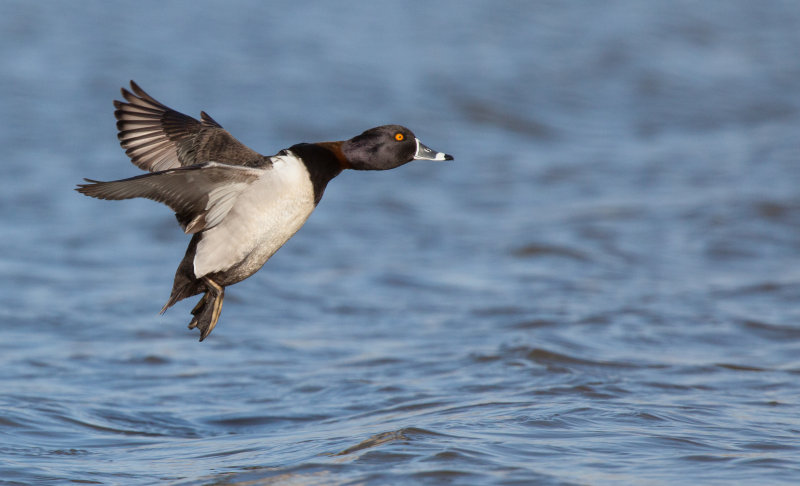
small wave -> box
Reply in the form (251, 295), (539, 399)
(755, 200), (799, 222)
(715, 363), (768, 372)
(206, 413), (330, 432)
(333, 427), (442, 457)
(504, 345), (640, 370)
(712, 280), (800, 297)
(509, 319), (560, 330)
(452, 96), (558, 140)
(511, 243), (590, 261)
(46, 406), (203, 440)
(740, 318), (800, 340)
(124, 354), (171, 365)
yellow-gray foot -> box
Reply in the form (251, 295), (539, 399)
(187, 277), (225, 341)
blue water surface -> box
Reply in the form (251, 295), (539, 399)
(1, 1), (800, 484)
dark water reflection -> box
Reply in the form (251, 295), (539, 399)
(1, 0), (800, 484)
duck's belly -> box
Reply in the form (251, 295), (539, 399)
(192, 155), (316, 285)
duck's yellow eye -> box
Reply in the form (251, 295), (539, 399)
(394, 133), (404, 141)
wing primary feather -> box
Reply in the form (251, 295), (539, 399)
(76, 163), (263, 233)
(112, 81), (266, 171)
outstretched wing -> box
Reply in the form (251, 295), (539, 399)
(115, 81), (265, 171)
(76, 162), (262, 234)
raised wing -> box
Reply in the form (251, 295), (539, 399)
(115, 81), (265, 171)
(76, 162), (262, 234)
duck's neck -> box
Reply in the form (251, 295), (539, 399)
(289, 142), (346, 205)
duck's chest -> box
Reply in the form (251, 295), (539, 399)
(193, 154), (317, 279)
(245, 155), (317, 241)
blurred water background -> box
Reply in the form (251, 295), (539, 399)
(2, 1), (800, 484)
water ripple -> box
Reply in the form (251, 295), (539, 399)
(3, 1), (800, 484)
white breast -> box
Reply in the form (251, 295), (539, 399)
(192, 153), (316, 279)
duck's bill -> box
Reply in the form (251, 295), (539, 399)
(413, 138), (454, 161)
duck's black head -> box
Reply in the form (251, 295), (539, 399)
(341, 125), (453, 171)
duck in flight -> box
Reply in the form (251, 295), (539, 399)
(77, 81), (453, 341)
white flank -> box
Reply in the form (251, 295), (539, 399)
(192, 152), (316, 277)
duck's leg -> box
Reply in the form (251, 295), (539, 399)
(190, 292), (208, 315)
(188, 277), (225, 341)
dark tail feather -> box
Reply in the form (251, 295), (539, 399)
(160, 282), (195, 314)
(161, 234), (204, 314)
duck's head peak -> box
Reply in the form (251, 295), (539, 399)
(336, 125), (453, 171)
